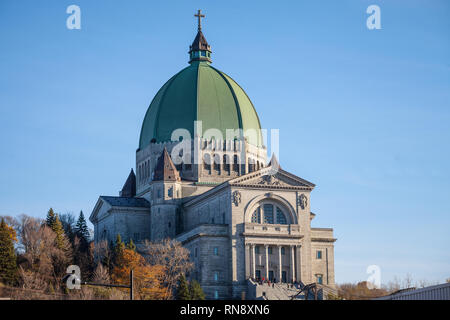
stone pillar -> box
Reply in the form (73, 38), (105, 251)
(290, 245), (296, 282)
(251, 244), (256, 279)
(296, 245), (302, 283)
(278, 245), (282, 283)
(245, 244), (250, 279)
(264, 245), (269, 280)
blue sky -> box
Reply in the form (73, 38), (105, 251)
(0, 0), (449, 285)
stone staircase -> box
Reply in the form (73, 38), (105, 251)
(247, 280), (304, 300)
(247, 279), (336, 300)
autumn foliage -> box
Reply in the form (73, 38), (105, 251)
(4, 222), (17, 243)
(0, 211), (200, 300)
(112, 248), (168, 300)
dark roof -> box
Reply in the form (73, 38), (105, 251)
(120, 169), (136, 197)
(190, 30), (211, 53)
(100, 196), (150, 208)
(153, 148), (181, 182)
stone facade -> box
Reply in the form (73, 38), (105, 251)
(90, 143), (337, 299)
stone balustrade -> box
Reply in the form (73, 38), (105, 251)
(243, 223), (301, 237)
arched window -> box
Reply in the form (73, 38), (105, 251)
(233, 155), (239, 173)
(144, 162), (147, 179)
(176, 151), (183, 171)
(276, 207), (287, 225)
(183, 153), (192, 171)
(213, 154), (221, 174)
(142, 163), (145, 180)
(223, 155), (230, 175)
(263, 204), (274, 224)
(250, 203), (289, 225)
(251, 207), (261, 223)
(203, 153), (211, 174)
(248, 158), (253, 173)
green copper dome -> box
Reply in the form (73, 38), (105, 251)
(139, 26), (263, 150)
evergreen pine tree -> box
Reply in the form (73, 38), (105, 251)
(0, 219), (18, 285)
(176, 274), (190, 300)
(113, 234), (125, 266)
(75, 211), (90, 242)
(126, 239), (136, 251)
(73, 211), (94, 279)
(189, 280), (205, 300)
(51, 215), (66, 250)
(46, 208), (56, 227)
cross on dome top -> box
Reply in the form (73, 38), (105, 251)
(194, 9), (205, 31)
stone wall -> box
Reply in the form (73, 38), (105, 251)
(94, 207), (150, 244)
(177, 224), (230, 299)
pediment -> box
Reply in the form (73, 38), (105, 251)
(89, 197), (111, 223)
(89, 198), (104, 223)
(229, 168), (315, 190)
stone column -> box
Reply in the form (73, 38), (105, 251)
(295, 245), (302, 283)
(264, 245), (269, 280)
(278, 245), (282, 283)
(245, 244), (250, 279)
(251, 244), (256, 279)
(290, 245), (296, 282)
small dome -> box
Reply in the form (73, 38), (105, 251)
(139, 61), (263, 150)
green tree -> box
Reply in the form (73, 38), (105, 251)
(51, 215), (66, 250)
(46, 208), (56, 227)
(0, 219), (18, 285)
(113, 234), (126, 266)
(189, 280), (205, 300)
(176, 274), (190, 300)
(127, 238), (136, 251)
(75, 211), (90, 243)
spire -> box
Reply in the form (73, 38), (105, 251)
(189, 10), (212, 64)
(268, 153), (281, 175)
(153, 148), (181, 182)
(120, 169), (136, 197)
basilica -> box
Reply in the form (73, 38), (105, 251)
(89, 11), (336, 300)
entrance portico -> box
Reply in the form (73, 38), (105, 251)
(247, 243), (301, 283)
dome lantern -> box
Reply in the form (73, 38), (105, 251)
(189, 10), (212, 64)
